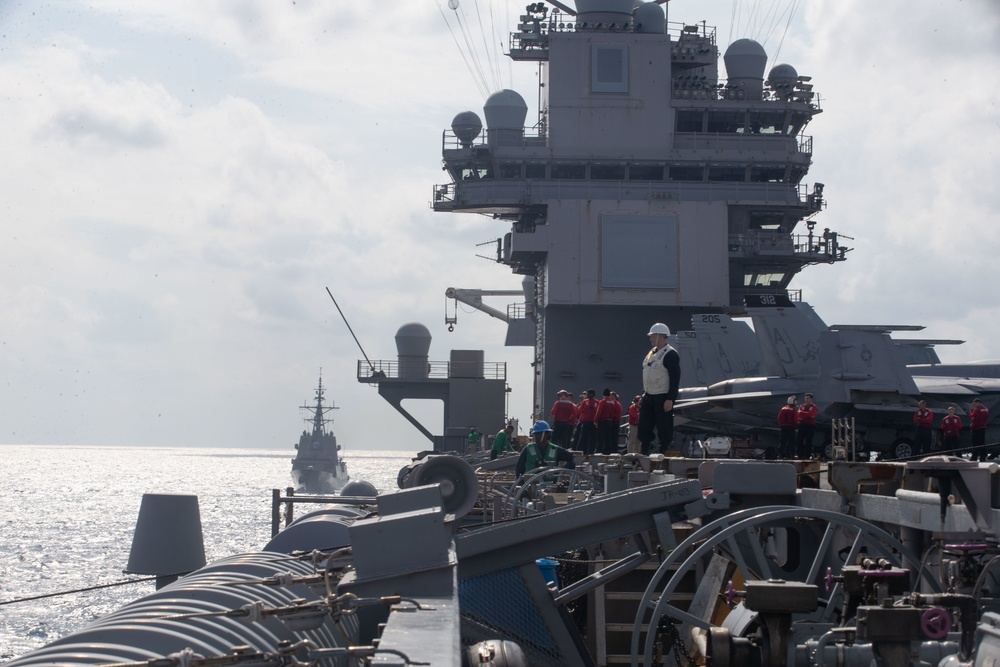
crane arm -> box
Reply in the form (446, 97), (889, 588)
(445, 287), (523, 323)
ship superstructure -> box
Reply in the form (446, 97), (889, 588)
(433, 0), (847, 415)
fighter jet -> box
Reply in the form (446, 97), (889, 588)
(671, 314), (761, 397)
(673, 295), (1000, 459)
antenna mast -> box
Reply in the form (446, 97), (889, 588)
(325, 287), (375, 374)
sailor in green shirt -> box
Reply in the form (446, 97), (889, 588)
(490, 423), (516, 460)
(515, 420), (576, 478)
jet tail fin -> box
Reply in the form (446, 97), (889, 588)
(670, 331), (707, 388)
(691, 314), (760, 382)
(745, 295), (826, 378)
(817, 329), (920, 402)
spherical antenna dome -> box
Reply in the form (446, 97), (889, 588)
(483, 89), (527, 130)
(395, 322), (432, 357)
(767, 63), (798, 88)
(451, 111), (482, 147)
(724, 38), (767, 79)
(633, 2), (664, 33)
(575, 0), (633, 19)
(341, 479), (379, 498)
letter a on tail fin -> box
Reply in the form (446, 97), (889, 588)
(745, 295), (826, 378)
(692, 313), (760, 382)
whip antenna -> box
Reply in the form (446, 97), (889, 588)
(325, 287), (375, 374)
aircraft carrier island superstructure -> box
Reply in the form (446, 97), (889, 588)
(432, 0), (847, 413)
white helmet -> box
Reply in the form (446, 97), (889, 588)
(647, 322), (671, 336)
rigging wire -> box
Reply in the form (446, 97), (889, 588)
(768, 0), (801, 70)
(435, 0), (490, 99)
(727, 0), (801, 74)
(471, 0), (501, 92)
(433, 0), (518, 102)
(454, 3), (494, 98)
(0, 575), (161, 606)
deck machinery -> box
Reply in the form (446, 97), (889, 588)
(432, 0), (845, 416)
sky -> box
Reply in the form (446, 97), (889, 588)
(0, 1), (998, 453)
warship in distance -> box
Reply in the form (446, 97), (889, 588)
(433, 0), (845, 418)
(290, 374), (349, 494)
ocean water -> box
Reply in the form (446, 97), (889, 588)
(0, 444), (415, 659)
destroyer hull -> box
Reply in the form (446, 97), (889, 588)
(290, 462), (349, 494)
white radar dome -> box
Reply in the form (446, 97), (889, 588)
(633, 2), (665, 33)
(395, 322), (432, 357)
(451, 111), (482, 147)
(483, 89), (528, 130)
(768, 63), (798, 89)
(575, 0), (633, 20)
(724, 38), (767, 79)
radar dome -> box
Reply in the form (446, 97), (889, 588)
(724, 39), (767, 79)
(341, 479), (379, 498)
(451, 111), (482, 147)
(575, 0), (633, 21)
(767, 63), (798, 89)
(483, 89), (527, 130)
(633, 2), (665, 33)
(395, 322), (432, 357)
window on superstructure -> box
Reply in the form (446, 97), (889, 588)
(592, 164), (627, 180)
(744, 272), (787, 287)
(749, 165), (786, 183)
(707, 110), (745, 133)
(525, 163), (547, 179)
(748, 211), (785, 230)
(708, 165), (746, 182)
(551, 164), (586, 179)
(592, 45), (629, 93)
(788, 165), (806, 184)
(498, 162), (522, 179)
(628, 164), (663, 180)
(676, 110), (704, 133)
(668, 165), (704, 181)
(747, 110), (784, 134)
(461, 166), (491, 181)
(787, 112), (809, 136)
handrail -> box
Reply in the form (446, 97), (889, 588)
(356, 359), (507, 382)
(270, 487), (376, 537)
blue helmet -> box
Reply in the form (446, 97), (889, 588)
(532, 420), (553, 434)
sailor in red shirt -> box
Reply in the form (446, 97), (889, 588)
(627, 395), (642, 454)
(941, 406), (962, 452)
(913, 400), (933, 455)
(970, 397), (990, 460)
(610, 391), (624, 452)
(795, 393), (818, 459)
(777, 396), (797, 459)
(595, 389), (619, 454)
(549, 390), (577, 448)
(575, 389), (600, 455)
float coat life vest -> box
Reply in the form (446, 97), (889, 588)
(524, 442), (560, 472)
(642, 345), (676, 395)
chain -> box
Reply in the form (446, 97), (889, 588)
(657, 616), (697, 667)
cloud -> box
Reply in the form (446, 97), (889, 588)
(1, 0), (998, 450)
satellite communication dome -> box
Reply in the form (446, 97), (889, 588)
(341, 479), (379, 498)
(451, 111), (483, 147)
(724, 38), (767, 79)
(633, 2), (665, 34)
(483, 89), (528, 130)
(395, 322), (432, 357)
(768, 63), (798, 89)
(575, 0), (633, 21)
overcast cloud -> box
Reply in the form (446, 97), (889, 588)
(0, 0), (997, 452)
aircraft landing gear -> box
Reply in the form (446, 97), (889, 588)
(892, 437), (914, 460)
